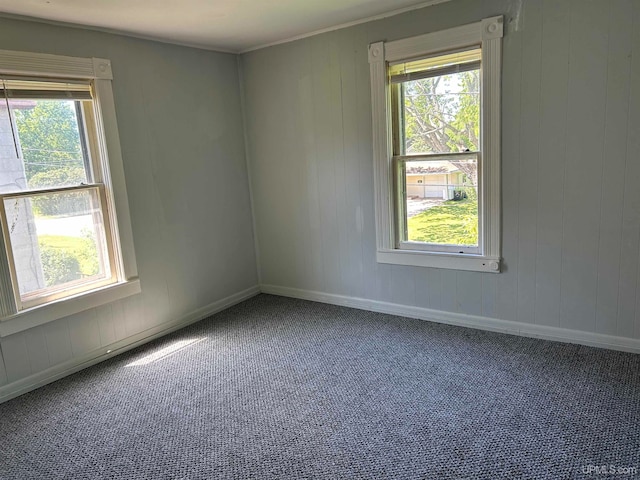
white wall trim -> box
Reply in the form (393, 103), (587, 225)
(0, 285), (260, 404)
(3, 282), (638, 404)
(260, 284), (640, 354)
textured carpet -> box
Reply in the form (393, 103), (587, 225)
(1, 294), (639, 479)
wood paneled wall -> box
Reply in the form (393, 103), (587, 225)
(0, 18), (259, 388)
(242, 0), (640, 339)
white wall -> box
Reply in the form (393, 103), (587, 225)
(0, 18), (258, 393)
(241, 0), (640, 341)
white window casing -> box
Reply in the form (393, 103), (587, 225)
(369, 16), (503, 273)
(0, 49), (140, 336)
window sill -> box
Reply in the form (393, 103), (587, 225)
(0, 278), (141, 337)
(377, 249), (501, 273)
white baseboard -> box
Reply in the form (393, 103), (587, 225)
(260, 284), (640, 354)
(0, 285), (260, 404)
(3, 282), (638, 404)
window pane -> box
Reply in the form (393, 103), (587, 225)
(4, 188), (111, 299)
(0, 98), (89, 194)
(405, 159), (478, 246)
(402, 69), (479, 155)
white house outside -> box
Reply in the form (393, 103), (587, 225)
(405, 161), (465, 200)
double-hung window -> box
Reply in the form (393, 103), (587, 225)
(0, 50), (139, 336)
(369, 16), (503, 272)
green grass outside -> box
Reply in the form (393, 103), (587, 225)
(407, 199), (478, 246)
(38, 235), (98, 276)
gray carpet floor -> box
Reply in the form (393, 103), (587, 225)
(1, 294), (639, 479)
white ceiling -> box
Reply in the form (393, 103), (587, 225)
(0, 0), (448, 53)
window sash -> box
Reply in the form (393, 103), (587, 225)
(392, 67), (481, 157)
(390, 52), (482, 254)
(1, 96), (96, 194)
(393, 152), (481, 254)
(0, 183), (101, 198)
(0, 184), (117, 310)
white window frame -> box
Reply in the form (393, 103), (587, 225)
(0, 49), (140, 336)
(369, 16), (503, 273)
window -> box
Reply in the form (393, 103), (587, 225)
(369, 17), (503, 272)
(0, 50), (139, 336)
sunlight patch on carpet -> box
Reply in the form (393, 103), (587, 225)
(126, 338), (206, 367)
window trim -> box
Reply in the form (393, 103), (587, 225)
(0, 49), (140, 337)
(368, 16), (503, 273)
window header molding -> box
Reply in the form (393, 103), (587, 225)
(369, 16), (503, 65)
(0, 49), (113, 80)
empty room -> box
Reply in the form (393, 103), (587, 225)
(0, 0), (639, 478)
